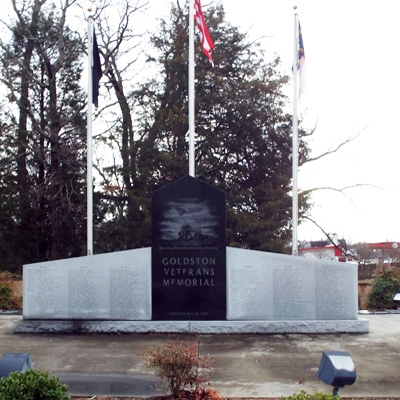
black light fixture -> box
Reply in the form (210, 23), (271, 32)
(393, 293), (400, 310)
(317, 350), (356, 396)
(0, 353), (33, 378)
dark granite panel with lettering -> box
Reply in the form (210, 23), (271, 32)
(152, 175), (226, 320)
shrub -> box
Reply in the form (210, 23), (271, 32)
(0, 369), (70, 400)
(281, 390), (340, 400)
(0, 272), (16, 310)
(368, 264), (400, 309)
(189, 388), (223, 400)
(140, 339), (214, 398)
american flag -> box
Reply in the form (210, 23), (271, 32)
(194, 0), (215, 67)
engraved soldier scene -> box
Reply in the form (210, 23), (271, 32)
(157, 201), (219, 248)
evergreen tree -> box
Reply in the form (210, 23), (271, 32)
(132, 2), (310, 252)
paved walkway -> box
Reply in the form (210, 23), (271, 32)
(0, 313), (399, 398)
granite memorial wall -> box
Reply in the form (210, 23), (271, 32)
(23, 248), (152, 320)
(23, 246), (358, 321)
(226, 247), (358, 320)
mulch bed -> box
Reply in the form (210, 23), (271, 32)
(70, 397), (400, 400)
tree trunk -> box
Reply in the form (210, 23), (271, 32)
(15, 0), (43, 266)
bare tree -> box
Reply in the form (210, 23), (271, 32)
(90, 0), (151, 251)
(0, 0), (87, 266)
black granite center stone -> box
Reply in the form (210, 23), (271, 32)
(152, 175), (226, 320)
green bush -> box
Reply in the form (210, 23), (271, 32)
(140, 340), (214, 398)
(281, 390), (340, 400)
(368, 264), (400, 309)
(0, 369), (70, 400)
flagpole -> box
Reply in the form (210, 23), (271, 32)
(87, 14), (94, 255)
(292, 10), (299, 256)
(189, 0), (195, 177)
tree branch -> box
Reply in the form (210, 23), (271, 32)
(304, 127), (366, 163)
(302, 215), (360, 261)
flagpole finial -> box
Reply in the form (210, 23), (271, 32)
(87, 0), (94, 13)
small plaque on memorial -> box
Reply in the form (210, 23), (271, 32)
(152, 175), (226, 320)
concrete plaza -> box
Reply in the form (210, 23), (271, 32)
(0, 313), (399, 398)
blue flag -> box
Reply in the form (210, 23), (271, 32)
(296, 20), (306, 100)
(92, 28), (102, 108)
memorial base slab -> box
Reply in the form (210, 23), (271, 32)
(14, 319), (369, 334)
